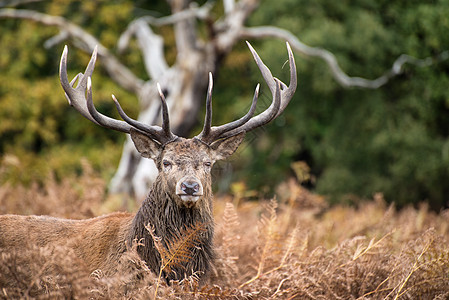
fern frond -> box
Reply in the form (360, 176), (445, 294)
(221, 202), (241, 270)
(221, 202), (241, 254)
(147, 222), (207, 298)
(239, 198), (281, 288)
(174, 275), (240, 299)
(161, 222), (207, 274)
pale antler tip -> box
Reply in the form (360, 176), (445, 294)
(255, 83), (260, 95)
(156, 83), (163, 97)
(59, 46), (68, 74)
(246, 40), (255, 51)
(286, 42), (294, 59)
(90, 45), (98, 61)
(246, 41), (260, 62)
(208, 72), (213, 91)
(111, 94), (118, 102)
(87, 76), (92, 89)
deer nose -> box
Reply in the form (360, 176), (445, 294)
(180, 181), (200, 196)
(176, 176), (203, 202)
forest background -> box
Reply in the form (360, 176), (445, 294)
(0, 0), (449, 209)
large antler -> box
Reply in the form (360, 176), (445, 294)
(196, 42), (297, 144)
(59, 45), (177, 145)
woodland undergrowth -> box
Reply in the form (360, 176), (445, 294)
(0, 170), (448, 299)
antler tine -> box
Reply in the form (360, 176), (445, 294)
(156, 83), (175, 141)
(246, 41), (297, 118)
(196, 82), (260, 144)
(65, 73), (81, 105)
(111, 94), (160, 139)
(59, 45), (132, 133)
(111, 85), (177, 145)
(212, 83), (260, 137)
(60, 46), (177, 144)
(216, 79), (281, 139)
(281, 42), (297, 114)
(198, 72), (214, 140)
(59, 46), (91, 120)
(197, 42), (296, 144)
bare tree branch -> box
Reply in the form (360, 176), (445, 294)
(170, 0), (201, 61)
(240, 26), (449, 89)
(43, 30), (69, 49)
(223, 0), (235, 14)
(117, 0), (213, 64)
(119, 20), (168, 80)
(0, 0), (42, 8)
(117, 2), (213, 82)
(213, 0), (259, 53)
(124, 1), (212, 28)
(0, 8), (143, 93)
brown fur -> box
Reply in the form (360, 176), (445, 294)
(0, 132), (244, 282)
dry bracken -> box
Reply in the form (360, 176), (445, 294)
(1, 174), (449, 299)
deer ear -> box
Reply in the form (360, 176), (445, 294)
(129, 128), (162, 160)
(210, 131), (245, 161)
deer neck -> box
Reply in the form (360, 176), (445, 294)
(126, 178), (215, 281)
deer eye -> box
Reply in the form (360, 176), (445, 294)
(204, 161), (212, 167)
(162, 160), (172, 169)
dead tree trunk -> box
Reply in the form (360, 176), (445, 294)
(108, 0), (258, 200)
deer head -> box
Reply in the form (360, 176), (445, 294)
(129, 128), (245, 208)
(59, 42), (297, 208)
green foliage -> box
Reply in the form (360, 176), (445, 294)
(0, 0), (136, 185)
(225, 0), (449, 208)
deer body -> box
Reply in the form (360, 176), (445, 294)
(0, 212), (132, 275)
(0, 42), (296, 283)
(0, 137), (236, 280)
(0, 186), (213, 280)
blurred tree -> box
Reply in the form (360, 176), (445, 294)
(0, 0), (448, 208)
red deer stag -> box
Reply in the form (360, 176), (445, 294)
(0, 42), (296, 282)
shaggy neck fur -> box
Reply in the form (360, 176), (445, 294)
(127, 176), (214, 282)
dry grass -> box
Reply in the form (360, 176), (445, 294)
(1, 172), (448, 299)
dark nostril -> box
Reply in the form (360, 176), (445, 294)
(181, 181), (200, 195)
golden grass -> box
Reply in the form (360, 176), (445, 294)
(1, 172), (448, 299)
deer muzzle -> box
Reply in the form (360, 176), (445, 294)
(176, 176), (203, 204)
